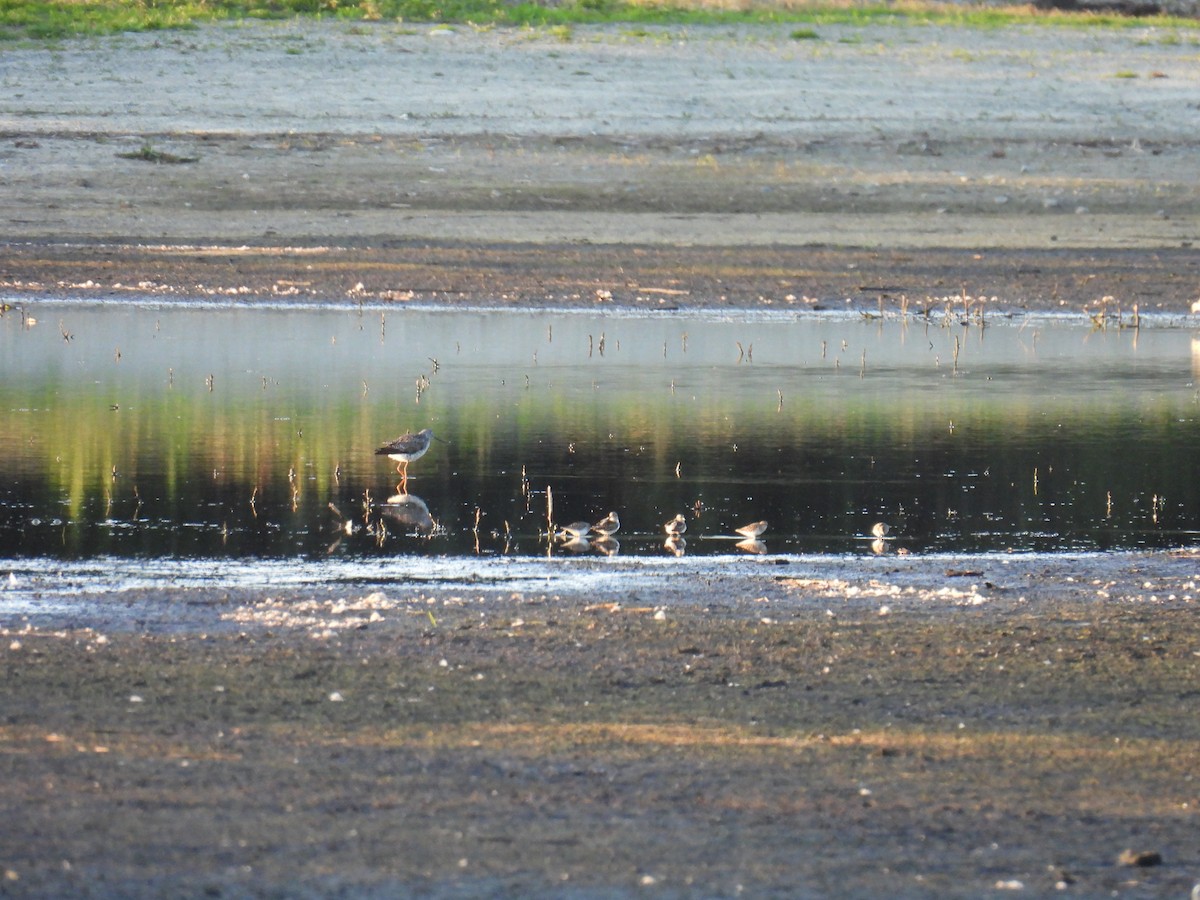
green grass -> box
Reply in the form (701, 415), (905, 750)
(0, 0), (1196, 41)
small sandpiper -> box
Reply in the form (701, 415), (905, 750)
(664, 514), (687, 536)
(592, 511), (621, 536)
(558, 521), (593, 540)
(734, 520), (768, 539)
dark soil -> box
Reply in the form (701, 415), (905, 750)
(5, 239), (1199, 317)
(4, 584), (1199, 898)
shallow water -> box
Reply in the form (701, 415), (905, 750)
(2, 302), (1199, 566)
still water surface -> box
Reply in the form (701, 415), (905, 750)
(2, 303), (1198, 561)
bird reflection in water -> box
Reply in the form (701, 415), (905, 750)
(328, 492), (440, 552)
(557, 531), (621, 556)
(729, 520), (767, 554)
(325, 501), (362, 554)
(555, 512), (621, 555)
(661, 514), (688, 555)
(558, 534), (593, 554)
(378, 493), (437, 535)
(868, 521), (895, 555)
(591, 535), (620, 557)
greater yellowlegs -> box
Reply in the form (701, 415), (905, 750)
(375, 428), (443, 493)
(734, 520), (768, 539)
(664, 514), (687, 536)
(592, 511), (621, 537)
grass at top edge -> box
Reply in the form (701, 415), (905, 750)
(0, 0), (1195, 40)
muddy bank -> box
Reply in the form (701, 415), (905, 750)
(4, 239), (1199, 316)
(2, 20), (1199, 314)
(3, 553), (1200, 897)
(3, 553), (1200, 896)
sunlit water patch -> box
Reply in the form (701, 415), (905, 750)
(2, 303), (1199, 565)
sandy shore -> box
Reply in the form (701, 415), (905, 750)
(2, 18), (1200, 898)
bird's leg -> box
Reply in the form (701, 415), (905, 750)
(398, 461), (409, 494)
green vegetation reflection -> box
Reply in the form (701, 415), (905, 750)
(2, 307), (1198, 558)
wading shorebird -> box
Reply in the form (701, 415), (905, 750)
(375, 428), (444, 493)
(592, 511), (621, 537)
(557, 521), (593, 540)
(664, 514), (687, 536)
(734, 520), (768, 539)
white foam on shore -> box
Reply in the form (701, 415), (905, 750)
(4, 550), (1198, 635)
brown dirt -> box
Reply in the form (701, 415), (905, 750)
(5, 237), (1200, 316)
(4, 562), (1200, 898)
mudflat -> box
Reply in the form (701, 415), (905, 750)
(2, 18), (1200, 899)
(1, 19), (1198, 313)
(5, 555), (1200, 897)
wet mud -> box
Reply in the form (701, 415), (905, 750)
(4, 554), (1200, 897)
(5, 239), (1200, 316)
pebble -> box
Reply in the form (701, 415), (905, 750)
(1116, 848), (1161, 867)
